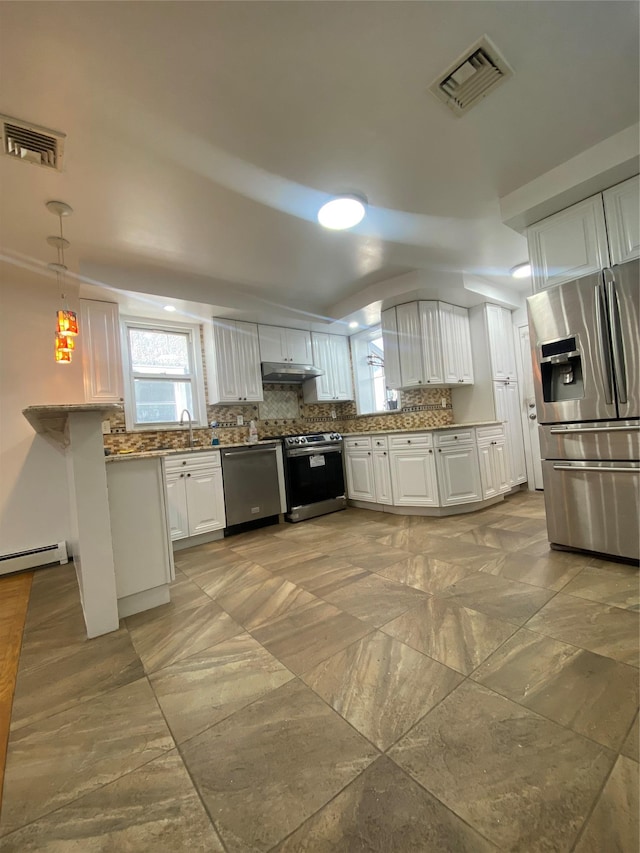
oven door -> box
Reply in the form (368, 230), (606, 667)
(285, 446), (345, 508)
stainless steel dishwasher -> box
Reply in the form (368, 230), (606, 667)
(220, 444), (282, 528)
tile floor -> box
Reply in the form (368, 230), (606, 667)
(1, 491), (638, 852)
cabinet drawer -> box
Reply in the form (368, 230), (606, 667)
(345, 436), (372, 450)
(164, 451), (221, 472)
(372, 436), (388, 449)
(388, 433), (432, 448)
(476, 425), (506, 443)
(434, 430), (474, 447)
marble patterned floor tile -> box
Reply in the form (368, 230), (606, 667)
(562, 560), (640, 611)
(389, 680), (614, 853)
(181, 679), (378, 852)
(527, 594), (640, 667)
(574, 755), (639, 852)
(174, 540), (239, 576)
(344, 539), (414, 572)
(0, 749), (223, 852)
(17, 607), (91, 675)
(318, 573), (430, 627)
(273, 755), (497, 852)
(401, 534), (509, 573)
(22, 564), (80, 634)
(478, 549), (587, 591)
(314, 532), (371, 557)
(189, 559), (273, 600)
(252, 599), (372, 675)
(621, 713), (639, 762)
(0, 678), (174, 836)
(298, 564), (371, 597)
(126, 594), (243, 674)
(455, 524), (538, 553)
(10, 627), (144, 731)
(149, 632), (294, 743)
(269, 552), (359, 584)
(302, 632), (462, 750)
(438, 572), (555, 625)
(216, 575), (317, 629)
(381, 597), (516, 675)
(228, 538), (319, 569)
(466, 511), (547, 536)
(472, 628), (639, 750)
(377, 554), (480, 594)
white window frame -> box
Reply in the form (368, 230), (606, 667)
(350, 325), (401, 416)
(121, 317), (207, 431)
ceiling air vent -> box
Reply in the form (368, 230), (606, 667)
(1, 115), (65, 170)
(429, 36), (513, 116)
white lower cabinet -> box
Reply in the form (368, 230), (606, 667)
(372, 450), (392, 505)
(345, 449), (376, 502)
(165, 453), (226, 541)
(435, 443), (481, 506)
(389, 448), (439, 507)
(477, 428), (511, 499)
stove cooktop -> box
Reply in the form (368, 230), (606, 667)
(277, 431), (342, 446)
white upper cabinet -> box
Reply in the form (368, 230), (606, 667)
(393, 300), (471, 388)
(207, 319), (263, 403)
(258, 325), (312, 364)
(80, 299), (124, 402)
(527, 178), (640, 291)
(380, 308), (401, 390)
(603, 176), (640, 265)
(303, 333), (353, 402)
(485, 304), (517, 381)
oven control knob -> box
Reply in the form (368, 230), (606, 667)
(294, 438), (300, 444)
(300, 437), (307, 444)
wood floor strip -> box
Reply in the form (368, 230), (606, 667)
(0, 571), (33, 812)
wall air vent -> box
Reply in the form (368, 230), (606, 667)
(1, 115), (65, 170)
(429, 36), (513, 116)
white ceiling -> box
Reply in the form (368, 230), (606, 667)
(0, 1), (638, 326)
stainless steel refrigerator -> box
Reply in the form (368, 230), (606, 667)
(527, 259), (639, 562)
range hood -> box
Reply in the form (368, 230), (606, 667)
(261, 362), (324, 384)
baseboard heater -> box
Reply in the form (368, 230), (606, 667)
(0, 541), (68, 576)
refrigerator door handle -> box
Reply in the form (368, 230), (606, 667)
(605, 269), (628, 404)
(549, 425), (639, 434)
(553, 464), (638, 473)
(595, 279), (614, 406)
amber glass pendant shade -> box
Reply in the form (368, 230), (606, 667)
(55, 346), (72, 364)
(56, 309), (79, 336)
(55, 333), (75, 353)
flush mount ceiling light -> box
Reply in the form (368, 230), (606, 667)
(349, 321), (359, 329)
(511, 262), (532, 279)
(163, 305), (176, 312)
(317, 195), (367, 230)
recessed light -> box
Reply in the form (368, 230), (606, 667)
(318, 195), (366, 230)
(511, 262), (531, 279)
(163, 305), (176, 312)
(349, 321), (359, 329)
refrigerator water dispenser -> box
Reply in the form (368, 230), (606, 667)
(539, 337), (584, 402)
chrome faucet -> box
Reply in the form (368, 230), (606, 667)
(179, 409), (194, 448)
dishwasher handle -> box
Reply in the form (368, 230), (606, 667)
(223, 447), (277, 458)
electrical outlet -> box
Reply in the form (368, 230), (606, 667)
(441, 398), (447, 408)
(101, 420), (111, 434)
(236, 415), (244, 426)
(330, 408), (337, 419)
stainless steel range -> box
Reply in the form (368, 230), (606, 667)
(279, 432), (346, 522)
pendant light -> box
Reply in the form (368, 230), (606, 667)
(46, 201), (78, 362)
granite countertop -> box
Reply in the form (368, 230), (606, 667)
(343, 421), (502, 436)
(105, 440), (280, 462)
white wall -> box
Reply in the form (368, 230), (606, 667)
(0, 266), (84, 555)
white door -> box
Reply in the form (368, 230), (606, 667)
(495, 381), (527, 486)
(396, 302), (424, 388)
(80, 300), (123, 402)
(258, 325), (287, 362)
(486, 304), (517, 381)
(517, 325), (544, 490)
(330, 335), (354, 400)
(286, 328), (313, 364)
(212, 320), (241, 402)
(235, 321), (263, 402)
(438, 303), (460, 384)
(390, 449), (439, 506)
(309, 333), (334, 400)
(372, 450), (392, 505)
(165, 472), (189, 540)
(477, 442), (497, 499)
(381, 307), (401, 390)
(453, 305), (474, 384)
(435, 445), (481, 505)
(345, 451), (375, 502)
(419, 301), (445, 384)
(527, 195), (610, 291)
(185, 468), (226, 535)
(603, 176), (640, 264)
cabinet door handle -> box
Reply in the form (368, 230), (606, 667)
(438, 448), (442, 453)
(182, 461), (187, 465)
(383, 452), (387, 456)
(187, 473), (191, 477)
(367, 451), (371, 456)
(429, 449), (433, 454)
(407, 440), (411, 444)
(180, 473), (184, 477)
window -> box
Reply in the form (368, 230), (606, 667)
(350, 326), (400, 415)
(121, 319), (206, 430)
